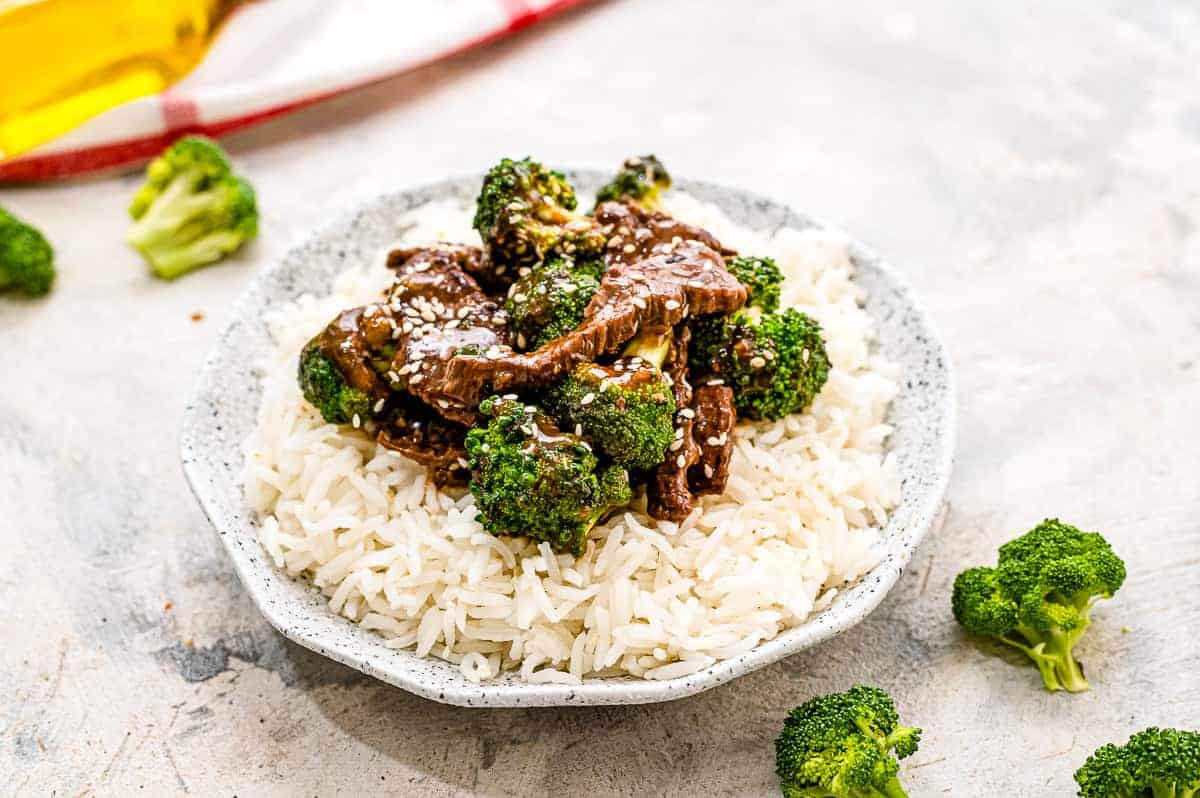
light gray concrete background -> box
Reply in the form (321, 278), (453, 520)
(2, 0), (1198, 794)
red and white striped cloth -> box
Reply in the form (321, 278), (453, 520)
(0, 0), (589, 181)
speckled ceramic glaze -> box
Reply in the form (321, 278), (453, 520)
(180, 171), (956, 707)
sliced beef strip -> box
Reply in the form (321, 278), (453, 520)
(592, 200), (737, 264)
(425, 238), (747, 410)
(688, 385), (736, 496)
(376, 397), (470, 487)
(647, 324), (702, 522)
(381, 246), (512, 425)
(311, 305), (396, 403)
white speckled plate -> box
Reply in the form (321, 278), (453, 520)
(180, 171), (955, 707)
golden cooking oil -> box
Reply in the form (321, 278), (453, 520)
(0, 0), (236, 159)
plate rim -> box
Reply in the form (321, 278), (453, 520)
(180, 170), (956, 707)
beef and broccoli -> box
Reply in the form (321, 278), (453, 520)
(298, 155), (832, 552)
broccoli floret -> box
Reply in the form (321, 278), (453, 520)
(465, 396), (632, 554)
(543, 329), (676, 471)
(503, 255), (602, 349)
(595, 155), (672, 210)
(775, 684), (921, 798)
(722, 308), (831, 421)
(952, 518), (1127, 693)
(127, 135), (258, 280)
(727, 255), (783, 313)
(298, 340), (374, 425)
(0, 207), (55, 296)
(473, 157), (605, 274)
(1075, 727), (1200, 797)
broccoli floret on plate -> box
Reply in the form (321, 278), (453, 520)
(126, 135), (258, 280)
(543, 328), (676, 471)
(595, 155), (672, 210)
(0, 207), (55, 297)
(472, 157), (605, 275)
(1075, 727), (1200, 797)
(503, 255), (602, 349)
(727, 254), (783, 313)
(297, 340), (376, 426)
(465, 396), (632, 555)
(775, 684), (922, 798)
(952, 518), (1127, 693)
(720, 308), (831, 421)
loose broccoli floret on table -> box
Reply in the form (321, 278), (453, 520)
(0, 207), (55, 296)
(503, 255), (602, 349)
(127, 135), (258, 280)
(543, 328), (676, 471)
(775, 684), (922, 798)
(473, 157), (605, 275)
(595, 155), (672, 210)
(952, 518), (1127, 693)
(465, 396), (632, 555)
(1075, 727), (1200, 797)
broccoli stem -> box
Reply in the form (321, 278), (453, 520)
(880, 776), (911, 798)
(139, 230), (247, 279)
(1000, 622), (1091, 692)
(623, 328), (671, 368)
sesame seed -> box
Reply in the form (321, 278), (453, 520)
(438, 400), (450, 409)
(622, 244), (636, 254)
(517, 333), (527, 348)
(664, 299), (680, 311)
(575, 424), (583, 436)
(352, 414), (362, 428)
(631, 297), (647, 310)
(410, 374), (424, 384)
(513, 293), (528, 303)
(581, 393), (595, 405)
(457, 457), (469, 469)
(707, 378), (725, 386)
(704, 436), (719, 447)
(524, 406), (536, 414)
(671, 236), (683, 246)
(676, 455), (686, 468)
(670, 439), (684, 452)
(750, 356), (767, 369)
(704, 465), (714, 479)
(502, 393), (518, 400)
(481, 443), (490, 453)
(678, 408), (695, 419)
(674, 428), (685, 439)
(607, 236), (623, 249)
(373, 399), (386, 413)
(802, 349), (810, 362)
(446, 319), (460, 329)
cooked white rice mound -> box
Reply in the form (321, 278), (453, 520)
(243, 194), (901, 684)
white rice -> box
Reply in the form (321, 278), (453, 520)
(243, 194), (901, 684)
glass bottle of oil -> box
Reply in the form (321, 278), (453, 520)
(0, 0), (237, 160)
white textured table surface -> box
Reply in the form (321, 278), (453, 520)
(3, 1), (1198, 795)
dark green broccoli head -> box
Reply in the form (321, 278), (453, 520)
(127, 135), (258, 280)
(952, 518), (1126, 693)
(595, 155), (672, 210)
(465, 396), (632, 555)
(298, 340), (373, 426)
(687, 313), (729, 376)
(503, 256), (602, 349)
(724, 308), (831, 421)
(727, 255), (783, 313)
(1075, 727), (1200, 798)
(473, 157), (605, 274)
(543, 354), (676, 472)
(775, 685), (921, 798)
(0, 208), (55, 297)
